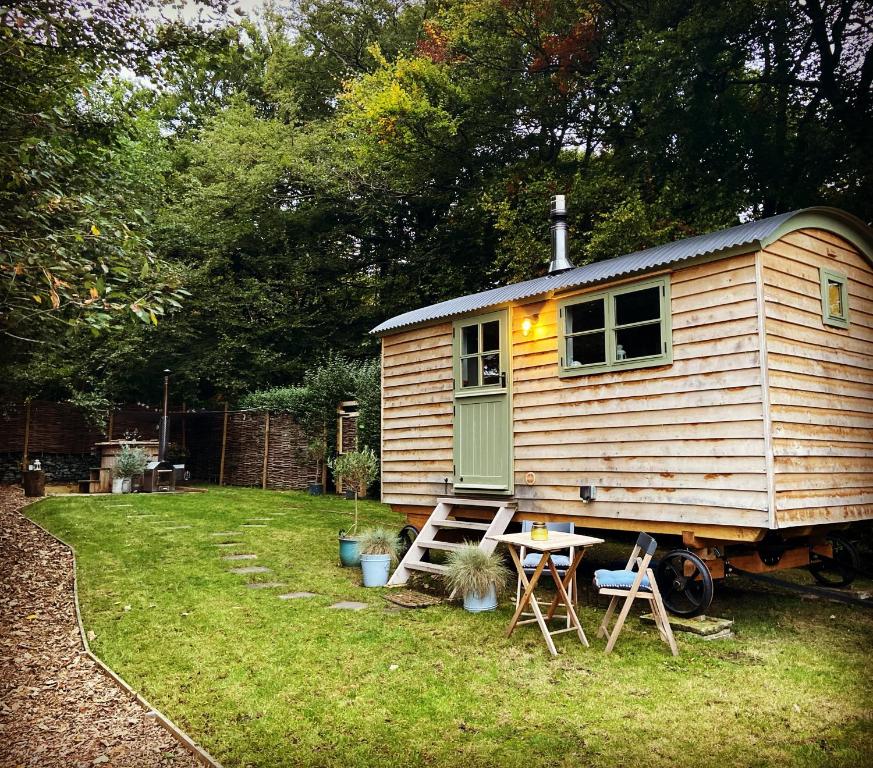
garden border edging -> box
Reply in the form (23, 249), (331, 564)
(17, 505), (224, 768)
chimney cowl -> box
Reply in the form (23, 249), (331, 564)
(548, 194), (574, 274)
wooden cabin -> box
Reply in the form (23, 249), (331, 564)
(372, 207), (873, 574)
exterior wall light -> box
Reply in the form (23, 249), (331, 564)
(521, 314), (539, 337)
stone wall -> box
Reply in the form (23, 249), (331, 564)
(0, 452), (94, 485)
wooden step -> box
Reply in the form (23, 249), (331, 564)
(416, 540), (465, 553)
(437, 496), (517, 508)
(405, 561), (448, 575)
(433, 520), (490, 532)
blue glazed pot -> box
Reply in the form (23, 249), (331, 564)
(463, 585), (498, 612)
(360, 553), (391, 587)
(338, 536), (360, 567)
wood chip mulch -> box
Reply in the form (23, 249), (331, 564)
(0, 486), (201, 768)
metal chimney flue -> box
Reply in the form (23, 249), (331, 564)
(548, 194), (574, 274)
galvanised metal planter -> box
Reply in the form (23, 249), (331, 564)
(463, 585), (498, 613)
(360, 553), (391, 587)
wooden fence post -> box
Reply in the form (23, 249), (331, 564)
(218, 403), (229, 486)
(262, 412), (270, 490)
(107, 409), (114, 440)
(22, 398), (31, 471)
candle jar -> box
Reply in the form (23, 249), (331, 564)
(530, 522), (548, 541)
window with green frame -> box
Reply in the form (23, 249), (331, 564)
(819, 267), (850, 328)
(558, 277), (672, 375)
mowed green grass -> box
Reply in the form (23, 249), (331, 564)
(28, 488), (873, 768)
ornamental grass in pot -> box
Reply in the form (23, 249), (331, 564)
(445, 544), (511, 612)
(357, 527), (399, 587)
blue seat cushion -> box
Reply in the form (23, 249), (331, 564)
(523, 553), (571, 570)
(594, 568), (652, 592)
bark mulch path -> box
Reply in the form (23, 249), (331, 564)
(0, 486), (202, 768)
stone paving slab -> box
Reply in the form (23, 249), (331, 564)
(245, 517), (273, 521)
(229, 566), (271, 575)
(126, 514), (156, 518)
(329, 601), (368, 611)
(210, 531), (241, 536)
(161, 525), (192, 531)
(213, 542), (244, 547)
(640, 613), (734, 636)
(246, 582), (286, 590)
(278, 592), (318, 600)
(241, 524), (267, 528)
(222, 554), (257, 561)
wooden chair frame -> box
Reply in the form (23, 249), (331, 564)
(596, 533), (678, 656)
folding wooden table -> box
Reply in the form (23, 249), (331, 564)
(490, 531), (604, 656)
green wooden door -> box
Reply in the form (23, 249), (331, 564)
(453, 310), (512, 493)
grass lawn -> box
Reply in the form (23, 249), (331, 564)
(27, 487), (872, 768)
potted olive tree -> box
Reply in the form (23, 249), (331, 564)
(330, 447), (378, 567)
(306, 437), (328, 495)
(112, 445), (149, 494)
(445, 544), (511, 612)
(357, 527), (400, 587)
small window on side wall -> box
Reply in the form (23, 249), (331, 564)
(558, 277), (672, 376)
(819, 268), (849, 329)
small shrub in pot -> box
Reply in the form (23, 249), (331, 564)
(357, 527), (399, 587)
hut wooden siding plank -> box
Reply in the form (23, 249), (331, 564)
(380, 323), (454, 506)
(669, 263), (757, 298)
(762, 229), (873, 528)
(514, 403), (764, 431)
(514, 497), (769, 527)
(670, 252), (756, 283)
(513, 470), (768, 492)
(515, 438), (766, 458)
(672, 299), (760, 330)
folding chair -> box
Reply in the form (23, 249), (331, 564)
(515, 521), (576, 629)
(593, 533), (678, 655)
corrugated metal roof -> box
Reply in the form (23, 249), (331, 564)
(370, 207), (867, 335)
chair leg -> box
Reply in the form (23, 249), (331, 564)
(604, 592), (637, 654)
(597, 596), (618, 638)
(649, 572), (678, 656)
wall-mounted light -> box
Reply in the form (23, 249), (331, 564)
(521, 314), (539, 337)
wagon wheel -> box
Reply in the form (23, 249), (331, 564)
(656, 550), (714, 617)
(808, 533), (859, 588)
(398, 525), (428, 562)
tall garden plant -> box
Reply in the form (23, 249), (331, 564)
(330, 448), (378, 536)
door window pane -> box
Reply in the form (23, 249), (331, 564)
(615, 286), (660, 326)
(566, 299), (604, 334)
(568, 333), (606, 366)
(481, 320), (500, 352)
(827, 280), (844, 317)
(481, 353), (500, 385)
(461, 357), (479, 388)
(615, 323), (661, 360)
(461, 324), (478, 355)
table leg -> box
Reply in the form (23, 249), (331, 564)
(506, 547), (549, 637)
(548, 560), (588, 647)
(546, 549), (586, 621)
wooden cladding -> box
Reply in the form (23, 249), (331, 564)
(763, 228), (873, 527)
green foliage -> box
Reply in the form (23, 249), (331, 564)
(444, 543), (511, 599)
(331, 448), (379, 494)
(356, 526), (399, 558)
(112, 445), (150, 479)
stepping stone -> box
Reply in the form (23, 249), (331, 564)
(241, 524), (267, 528)
(246, 517), (272, 521)
(229, 566), (271, 575)
(278, 592), (317, 600)
(329, 601), (368, 611)
(640, 613), (734, 636)
(126, 514), (156, 518)
(210, 531), (241, 536)
(161, 525), (192, 531)
(222, 554), (257, 561)
(246, 582), (286, 590)
(213, 542), (243, 547)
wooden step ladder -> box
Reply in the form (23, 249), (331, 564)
(388, 497), (516, 587)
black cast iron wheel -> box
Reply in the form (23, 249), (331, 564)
(808, 533), (860, 588)
(656, 549), (715, 617)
